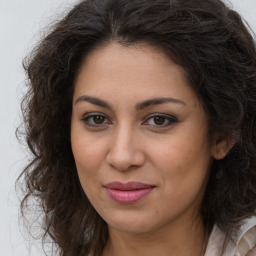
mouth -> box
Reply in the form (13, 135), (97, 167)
(104, 181), (156, 204)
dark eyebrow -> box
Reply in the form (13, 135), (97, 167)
(74, 95), (112, 109)
(136, 97), (185, 110)
(74, 95), (185, 110)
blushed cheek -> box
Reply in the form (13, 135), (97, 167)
(71, 136), (106, 191)
(152, 140), (192, 169)
(152, 135), (211, 185)
(72, 146), (101, 180)
(71, 127), (99, 167)
(74, 157), (99, 200)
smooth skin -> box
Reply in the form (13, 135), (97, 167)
(71, 42), (231, 256)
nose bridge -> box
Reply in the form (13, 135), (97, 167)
(116, 123), (134, 147)
(107, 123), (144, 170)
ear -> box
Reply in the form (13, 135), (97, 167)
(211, 135), (236, 160)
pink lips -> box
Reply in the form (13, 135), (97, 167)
(104, 182), (155, 204)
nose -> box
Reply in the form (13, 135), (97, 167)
(106, 125), (145, 171)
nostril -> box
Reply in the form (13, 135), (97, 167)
(106, 147), (145, 171)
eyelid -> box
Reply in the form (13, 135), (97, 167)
(81, 112), (112, 127)
(142, 113), (177, 127)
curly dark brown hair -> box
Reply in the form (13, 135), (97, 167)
(17, 0), (256, 255)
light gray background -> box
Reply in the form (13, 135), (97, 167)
(0, 0), (255, 255)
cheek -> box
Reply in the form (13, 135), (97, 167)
(71, 122), (106, 171)
(151, 139), (211, 220)
(71, 126), (103, 192)
(71, 135), (103, 204)
(72, 141), (102, 171)
(149, 128), (212, 196)
(152, 135), (210, 172)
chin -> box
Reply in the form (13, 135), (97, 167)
(102, 211), (162, 235)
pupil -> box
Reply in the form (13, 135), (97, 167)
(154, 116), (165, 125)
(93, 116), (104, 124)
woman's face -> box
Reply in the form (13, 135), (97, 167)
(71, 42), (214, 234)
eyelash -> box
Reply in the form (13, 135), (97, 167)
(81, 112), (177, 129)
(143, 113), (177, 128)
(81, 112), (111, 128)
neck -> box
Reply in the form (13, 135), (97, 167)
(102, 215), (208, 256)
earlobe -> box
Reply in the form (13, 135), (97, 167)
(211, 136), (236, 160)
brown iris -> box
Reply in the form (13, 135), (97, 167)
(154, 116), (166, 125)
(93, 115), (105, 124)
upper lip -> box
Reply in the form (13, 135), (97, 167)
(104, 181), (155, 190)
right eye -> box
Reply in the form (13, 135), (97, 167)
(82, 113), (111, 128)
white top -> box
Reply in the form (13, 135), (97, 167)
(205, 216), (256, 256)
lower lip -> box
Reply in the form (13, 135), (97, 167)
(105, 187), (154, 204)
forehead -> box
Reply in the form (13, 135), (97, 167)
(74, 42), (193, 99)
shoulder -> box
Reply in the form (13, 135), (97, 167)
(246, 248), (256, 256)
(205, 216), (256, 256)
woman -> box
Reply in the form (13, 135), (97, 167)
(18, 0), (256, 255)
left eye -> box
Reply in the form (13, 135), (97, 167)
(143, 114), (176, 127)
(82, 113), (111, 127)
